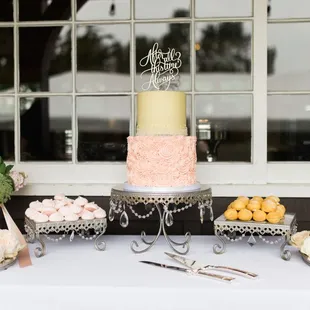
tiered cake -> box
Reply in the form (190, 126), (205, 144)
(124, 90), (200, 192)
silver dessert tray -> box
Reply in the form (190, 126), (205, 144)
(0, 257), (17, 271)
(213, 213), (297, 261)
(109, 185), (213, 255)
(24, 216), (107, 257)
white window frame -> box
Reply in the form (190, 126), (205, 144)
(2, 0), (310, 197)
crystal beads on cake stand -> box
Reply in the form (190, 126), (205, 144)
(109, 185), (213, 254)
(213, 213), (297, 260)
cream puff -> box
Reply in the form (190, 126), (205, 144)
(238, 209), (252, 221)
(253, 210), (267, 222)
(224, 209), (238, 221)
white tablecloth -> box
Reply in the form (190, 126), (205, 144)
(1, 235), (309, 310)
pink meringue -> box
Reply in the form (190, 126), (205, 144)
(41, 207), (57, 216)
(29, 200), (43, 211)
(65, 213), (79, 222)
(42, 199), (55, 208)
(74, 196), (88, 206)
(64, 198), (74, 206)
(69, 204), (83, 214)
(93, 208), (106, 219)
(33, 213), (49, 223)
(81, 210), (95, 220)
(54, 200), (66, 210)
(49, 212), (64, 222)
(58, 207), (73, 216)
(54, 193), (66, 201)
(84, 202), (98, 212)
(25, 209), (40, 220)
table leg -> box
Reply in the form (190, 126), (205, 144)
(213, 229), (226, 254)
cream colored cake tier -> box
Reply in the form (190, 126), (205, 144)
(136, 91), (187, 136)
(126, 136), (197, 187)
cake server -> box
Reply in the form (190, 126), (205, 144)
(140, 260), (235, 283)
(164, 252), (258, 279)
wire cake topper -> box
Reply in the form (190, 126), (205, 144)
(139, 42), (182, 91)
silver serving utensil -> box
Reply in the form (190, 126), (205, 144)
(140, 260), (235, 283)
(165, 252), (258, 279)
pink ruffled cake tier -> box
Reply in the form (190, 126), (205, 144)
(127, 136), (197, 187)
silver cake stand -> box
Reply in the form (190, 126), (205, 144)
(109, 185), (213, 254)
(24, 216), (107, 257)
(213, 213), (297, 260)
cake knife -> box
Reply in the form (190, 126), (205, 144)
(165, 252), (258, 279)
(140, 260), (235, 283)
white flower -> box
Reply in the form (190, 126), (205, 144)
(0, 229), (23, 259)
(9, 171), (27, 192)
(290, 231), (310, 249)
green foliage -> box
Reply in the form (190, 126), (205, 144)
(0, 157), (15, 204)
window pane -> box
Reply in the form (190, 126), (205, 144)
(195, 22), (252, 91)
(19, 26), (72, 93)
(1, 0), (13, 21)
(0, 96), (14, 160)
(135, 0), (190, 19)
(20, 97), (72, 161)
(268, 23), (310, 91)
(77, 0), (130, 20)
(195, 0), (252, 18)
(135, 23), (191, 92)
(19, 0), (71, 21)
(77, 96), (130, 161)
(268, 95), (310, 161)
(196, 95), (252, 162)
(0, 28), (13, 92)
(76, 25), (130, 92)
(268, 0), (310, 19)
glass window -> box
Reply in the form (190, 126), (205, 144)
(20, 96), (72, 161)
(76, 24), (130, 92)
(268, 23), (310, 91)
(195, 95), (252, 162)
(268, 95), (310, 162)
(195, 22), (252, 91)
(268, 0), (310, 19)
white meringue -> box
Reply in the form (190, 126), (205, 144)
(64, 198), (74, 206)
(25, 208), (38, 219)
(29, 200), (43, 211)
(49, 212), (64, 222)
(74, 196), (88, 206)
(42, 199), (55, 208)
(84, 202), (98, 212)
(41, 207), (57, 216)
(0, 245), (5, 263)
(54, 200), (66, 210)
(93, 208), (106, 219)
(65, 213), (79, 222)
(81, 210), (95, 220)
(301, 237), (310, 257)
(54, 193), (66, 201)
(33, 213), (49, 223)
(58, 207), (73, 216)
(69, 204), (83, 214)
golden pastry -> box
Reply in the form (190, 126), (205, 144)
(266, 211), (281, 224)
(231, 200), (246, 211)
(261, 200), (277, 213)
(247, 202), (261, 212)
(253, 210), (267, 222)
(224, 209), (238, 221)
(251, 196), (263, 202)
(227, 203), (233, 209)
(266, 195), (280, 204)
(276, 204), (286, 218)
(237, 196), (249, 205)
(238, 209), (252, 221)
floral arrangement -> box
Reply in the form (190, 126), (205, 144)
(0, 157), (29, 267)
(0, 156), (27, 205)
(290, 230), (310, 258)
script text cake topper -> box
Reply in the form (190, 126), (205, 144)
(139, 42), (182, 91)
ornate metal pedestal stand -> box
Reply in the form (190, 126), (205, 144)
(24, 216), (107, 257)
(109, 185), (213, 254)
(213, 213), (297, 261)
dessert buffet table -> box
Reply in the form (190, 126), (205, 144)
(1, 236), (309, 310)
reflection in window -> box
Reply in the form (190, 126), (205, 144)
(268, 95), (310, 162)
(0, 28), (13, 92)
